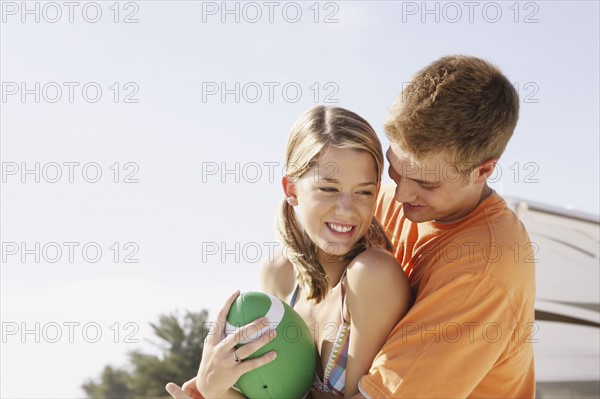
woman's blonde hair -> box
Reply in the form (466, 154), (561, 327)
(276, 105), (392, 303)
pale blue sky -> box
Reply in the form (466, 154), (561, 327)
(1, 1), (599, 397)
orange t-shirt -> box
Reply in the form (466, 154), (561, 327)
(358, 185), (536, 398)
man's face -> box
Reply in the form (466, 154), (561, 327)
(386, 143), (486, 223)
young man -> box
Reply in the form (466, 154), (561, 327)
(355, 55), (536, 398)
(166, 55), (536, 398)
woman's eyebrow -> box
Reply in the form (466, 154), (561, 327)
(321, 177), (377, 186)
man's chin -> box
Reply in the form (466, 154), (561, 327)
(402, 205), (434, 223)
(404, 214), (431, 223)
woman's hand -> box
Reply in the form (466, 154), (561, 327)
(165, 380), (199, 399)
(166, 290), (278, 399)
(166, 379), (246, 399)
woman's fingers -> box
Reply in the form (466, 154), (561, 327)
(181, 378), (204, 399)
(195, 291), (281, 398)
(165, 383), (192, 399)
(181, 377), (196, 393)
(236, 351), (278, 375)
(235, 329), (277, 360)
(208, 290), (240, 345)
(221, 316), (271, 351)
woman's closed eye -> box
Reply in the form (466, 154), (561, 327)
(318, 187), (338, 192)
(357, 190), (374, 196)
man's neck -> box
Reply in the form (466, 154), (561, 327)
(434, 184), (494, 224)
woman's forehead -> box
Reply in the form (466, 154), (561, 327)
(304, 148), (378, 183)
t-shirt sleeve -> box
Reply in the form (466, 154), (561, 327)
(375, 184), (397, 224)
(359, 271), (519, 398)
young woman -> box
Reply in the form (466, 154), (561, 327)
(169, 105), (411, 398)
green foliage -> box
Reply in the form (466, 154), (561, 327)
(82, 310), (210, 399)
(82, 366), (133, 399)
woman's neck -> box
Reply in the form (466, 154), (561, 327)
(318, 251), (348, 288)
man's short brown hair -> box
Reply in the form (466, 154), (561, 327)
(385, 55), (520, 174)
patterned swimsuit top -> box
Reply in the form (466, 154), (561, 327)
(289, 269), (350, 397)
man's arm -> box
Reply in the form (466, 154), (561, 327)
(344, 247), (411, 396)
(358, 271), (522, 397)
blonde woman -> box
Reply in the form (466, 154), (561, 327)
(170, 105), (411, 398)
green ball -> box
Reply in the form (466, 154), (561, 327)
(225, 291), (316, 399)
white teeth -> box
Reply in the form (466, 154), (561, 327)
(328, 223), (353, 233)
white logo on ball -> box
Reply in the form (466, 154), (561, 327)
(225, 293), (285, 344)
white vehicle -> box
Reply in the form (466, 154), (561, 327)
(508, 199), (600, 398)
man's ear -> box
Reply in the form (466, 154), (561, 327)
(282, 176), (298, 206)
(474, 159), (498, 183)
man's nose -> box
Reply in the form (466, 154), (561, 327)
(394, 179), (418, 203)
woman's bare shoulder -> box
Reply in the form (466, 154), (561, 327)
(259, 247), (296, 300)
(346, 246), (409, 296)
(348, 246), (404, 275)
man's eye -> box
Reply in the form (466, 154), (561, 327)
(358, 191), (374, 196)
(319, 187), (337, 192)
(420, 185), (437, 191)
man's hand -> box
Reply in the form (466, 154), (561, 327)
(165, 382), (196, 399)
(166, 290), (278, 399)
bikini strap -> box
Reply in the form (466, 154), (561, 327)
(291, 268), (348, 316)
(339, 268), (349, 323)
(289, 282), (300, 308)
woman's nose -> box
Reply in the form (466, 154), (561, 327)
(334, 193), (354, 216)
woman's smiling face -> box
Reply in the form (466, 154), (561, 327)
(284, 146), (379, 261)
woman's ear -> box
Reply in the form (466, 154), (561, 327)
(282, 176), (298, 206)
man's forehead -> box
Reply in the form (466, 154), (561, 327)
(386, 144), (414, 165)
(386, 144), (461, 183)
(386, 143), (452, 167)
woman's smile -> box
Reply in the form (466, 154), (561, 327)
(325, 222), (356, 237)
